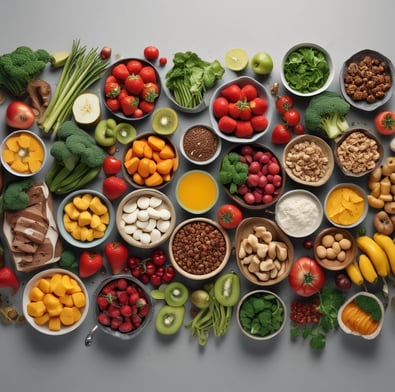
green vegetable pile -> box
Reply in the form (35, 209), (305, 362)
(290, 284), (345, 350)
(283, 46), (330, 93)
(0, 179), (34, 212)
(218, 152), (248, 194)
(354, 295), (382, 321)
(165, 51), (225, 108)
(0, 46), (51, 96)
(304, 90), (350, 139)
(58, 249), (79, 274)
(45, 121), (106, 194)
(39, 40), (109, 134)
(239, 293), (285, 337)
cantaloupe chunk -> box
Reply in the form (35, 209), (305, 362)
(60, 307), (75, 326)
(48, 317), (61, 331)
(72, 292), (86, 308)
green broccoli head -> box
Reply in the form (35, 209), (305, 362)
(65, 134), (106, 168)
(0, 179), (34, 212)
(0, 46), (51, 96)
(304, 91), (351, 139)
(50, 140), (79, 171)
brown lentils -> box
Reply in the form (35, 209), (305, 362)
(171, 221), (227, 275)
(183, 126), (219, 162)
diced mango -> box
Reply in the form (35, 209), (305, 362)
(68, 278), (82, 294)
(48, 317), (61, 331)
(100, 212), (110, 225)
(59, 294), (74, 307)
(64, 202), (80, 220)
(148, 135), (166, 151)
(34, 313), (50, 326)
(78, 210), (92, 226)
(29, 286), (45, 302)
(47, 304), (64, 317)
(90, 214), (102, 229)
(49, 274), (62, 292)
(93, 230), (105, 239)
(37, 278), (51, 293)
(11, 159), (29, 173)
(43, 293), (61, 310)
(27, 301), (46, 318)
(89, 196), (108, 215)
(2, 149), (15, 163)
(5, 136), (20, 151)
(159, 144), (175, 159)
(73, 196), (90, 211)
(124, 156), (139, 175)
(60, 307), (75, 326)
(72, 292), (86, 308)
(132, 139), (147, 157)
(72, 307), (82, 322)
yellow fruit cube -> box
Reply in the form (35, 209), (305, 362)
(48, 317), (61, 331)
(73, 195), (90, 211)
(93, 230), (105, 239)
(49, 274), (62, 292)
(100, 212), (110, 225)
(78, 210), (92, 226)
(72, 292), (86, 308)
(68, 279), (82, 294)
(27, 301), (46, 318)
(34, 313), (50, 326)
(72, 307), (82, 322)
(47, 304), (64, 317)
(2, 149), (15, 164)
(60, 307), (75, 326)
(89, 196), (108, 215)
(37, 278), (51, 293)
(64, 203), (80, 220)
(59, 294), (74, 307)
(90, 214), (102, 229)
(29, 286), (45, 302)
(43, 293), (61, 310)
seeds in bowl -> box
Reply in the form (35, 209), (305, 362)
(284, 139), (329, 183)
(315, 232), (352, 263)
(182, 125), (219, 162)
(171, 220), (227, 275)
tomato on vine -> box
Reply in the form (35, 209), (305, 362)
(275, 95), (294, 114)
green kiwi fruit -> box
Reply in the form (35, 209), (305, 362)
(164, 282), (189, 307)
(151, 108), (179, 135)
(214, 272), (241, 307)
(155, 305), (185, 335)
(114, 122), (136, 144)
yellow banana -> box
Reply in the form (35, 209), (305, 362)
(373, 232), (395, 275)
(345, 261), (364, 286)
(356, 235), (390, 277)
(358, 254), (378, 283)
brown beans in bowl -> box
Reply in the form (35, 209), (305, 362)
(168, 218), (231, 280)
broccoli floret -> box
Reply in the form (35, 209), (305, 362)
(65, 134), (106, 168)
(56, 121), (96, 144)
(0, 179), (34, 212)
(50, 140), (79, 171)
(304, 91), (351, 139)
(218, 153), (248, 193)
(0, 46), (51, 96)
(227, 152), (242, 164)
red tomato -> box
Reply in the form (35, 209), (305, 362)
(6, 101), (35, 129)
(288, 257), (325, 297)
(251, 115), (268, 132)
(159, 57), (167, 66)
(212, 97), (229, 118)
(124, 74), (144, 95)
(104, 242), (129, 274)
(250, 97), (268, 115)
(218, 116), (237, 134)
(217, 204), (243, 229)
(102, 156), (122, 176)
(221, 84), (242, 103)
(293, 123), (305, 135)
(102, 176), (128, 200)
(139, 66), (157, 83)
(240, 84), (258, 101)
(271, 123), (292, 144)
(275, 95), (294, 114)
(283, 108), (301, 126)
(152, 249), (167, 266)
(143, 46), (160, 61)
(79, 251), (103, 278)
(126, 59), (143, 74)
(374, 111), (395, 135)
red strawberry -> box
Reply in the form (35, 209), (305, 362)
(111, 63), (130, 81)
(102, 176), (128, 200)
(104, 81), (121, 98)
(138, 304), (151, 318)
(106, 98), (120, 112)
(97, 296), (110, 311)
(79, 251), (103, 278)
(98, 312), (111, 326)
(250, 97), (268, 115)
(139, 100), (155, 114)
(0, 266), (20, 294)
(125, 74), (144, 95)
(221, 84), (242, 103)
(119, 320), (134, 333)
(128, 291), (140, 306)
(118, 291), (129, 305)
(140, 82), (159, 102)
(117, 278), (128, 290)
(235, 120), (254, 138)
(120, 305), (133, 317)
(104, 241), (129, 274)
(110, 317), (123, 330)
(218, 116), (237, 134)
(120, 95), (139, 116)
(131, 314), (141, 328)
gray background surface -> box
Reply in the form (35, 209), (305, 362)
(1, 1), (395, 391)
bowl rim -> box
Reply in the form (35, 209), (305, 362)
(313, 226), (357, 270)
(101, 57), (161, 121)
(235, 217), (294, 286)
(0, 129), (47, 177)
(280, 42), (335, 97)
(339, 48), (395, 112)
(236, 289), (287, 340)
(22, 268), (90, 336)
(175, 170), (219, 214)
(168, 217), (231, 280)
(333, 127), (384, 177)
(92, 274), (154, 340)
(116, 188), (176, 248)
(282, 134), (334, 187)
(324, 182), (368, 228)
(209, 75), (274, 143)
(338, 291), (384, 340)
(57, 189), (115, 248)
(179, 123), (222, 165)
(275, 189), (323, 238)
(121, 132), (178, 190)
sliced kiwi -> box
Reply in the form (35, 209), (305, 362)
(151, 108), (179, 135)
(164, 282), (189, 307)
(214, 272), (241, 307)
(114, 122), (136, 144)
(155, 305), (185, 335)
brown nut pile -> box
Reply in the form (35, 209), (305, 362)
(238, 225), (288, 282)
(285, 140), (329, 182)
(367, 157), (395, 234)
(171, 221), (227, 275)
(315, 232), (352, 263)
(344, 55), (392, 104)
(336, 131), (380, 174)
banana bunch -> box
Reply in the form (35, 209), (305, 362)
(346, 233), (395, 286)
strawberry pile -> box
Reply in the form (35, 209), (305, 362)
(103, 59), (160, 119)
(211, 80), (270, 138)
(96, 277), (151, 334)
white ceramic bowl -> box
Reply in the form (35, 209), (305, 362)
(57, 189), (115, 248)
(209, 76), (274, 143)
(236, 289), (287, 341)
(116, 189), (176, 249)
(1, 130), (46, 177)
(179, 124), (222, 165)
(23, 268), (89, 336)
(275, 189), (323, 238)
(281, 42), (334, 97)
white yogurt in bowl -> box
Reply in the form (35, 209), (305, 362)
(275, 190), (323, 238)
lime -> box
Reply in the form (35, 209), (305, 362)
(224, 48), (249, 71)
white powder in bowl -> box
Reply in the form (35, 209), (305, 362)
(275, 191), (323, 237)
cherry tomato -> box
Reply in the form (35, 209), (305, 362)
(143, 46), (160, 61)
(303, 239), (313, 249)
(293, 123), (305, 135)
(100, 46), (112, 59)
(150, 274), (162, 286)
(374, 111), (395, 135)
(162, 266), (175, 283)
(283, 108), (301, 126)
(102, 156), (122, 176)
(217, 204), (243, 229)
(127, 256), (141, 270)
(152, 249), (167, 266)
(6, 101), (35, 129)
(288, 257), (325, 297)
(335, 273), (352, 291)
(275, 95), (294, 115)
(145, 261), (156, 276)
(159, 57), (167, 66)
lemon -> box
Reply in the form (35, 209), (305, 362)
(224, 48), (249, 71)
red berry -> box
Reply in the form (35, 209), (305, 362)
(97, 312), (111, 326)
(97, 296), (109, 310)
(120, 305), (133, 317)
(117, 278), (128, 290)
(159, 57), (167, 66)
(119, 321), (134, 333)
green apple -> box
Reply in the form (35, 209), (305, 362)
(251, 51), (273, 75)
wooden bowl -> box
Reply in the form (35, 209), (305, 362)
(333, 128), (384, 177)
(282, 134), (334, 187)
(235, 217), (294, 286)
(313, 227), (357, 270)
